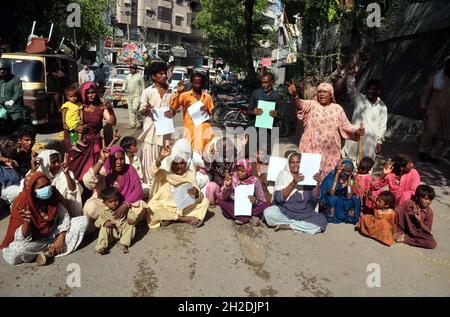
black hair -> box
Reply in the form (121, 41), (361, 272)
(191, 72), (204, 82)
(393, 154), (413, 168)
(358, 157), (375, 173)
(1, 136), (17, 158)
(378, 191), (396, 209)
(148, 61), (168, 76)
(100, 187), (122, 202)
(16, 125), (37, 140)
(414, 185), (435, 201)
(367, 79), (381, 88)
(262, 72), (275, 82)
(284, 150), (296, 158)
(120, 136), (137, 150)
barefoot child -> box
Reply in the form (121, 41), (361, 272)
(394, 185), (437, 249)
(356, 191), (396, 246)
(95, 187), (137, 254)
(61, 86), (86, 150)
(352, 157), (374, 212)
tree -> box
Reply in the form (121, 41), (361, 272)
(0, 0), (112, 58)
(194, 0), (271, 88)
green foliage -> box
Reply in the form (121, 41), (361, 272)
(194, 0), (271, 69)
(1, 0), (112, 53)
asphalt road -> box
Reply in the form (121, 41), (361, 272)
(0, 107), (449, 297)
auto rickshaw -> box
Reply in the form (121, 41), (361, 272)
(0, 51), (78, 125)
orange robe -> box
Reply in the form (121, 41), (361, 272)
(171, 90), (215, 153)
(356, 208), (395, 246)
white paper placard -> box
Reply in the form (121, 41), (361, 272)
(153, 107), (175, 136)
(188, 100), (210, 126)
(298, 153), (322, 186)
(172, 183), (196, 210)
(267, 156), (287, 181)
(234, 184), (255, 216)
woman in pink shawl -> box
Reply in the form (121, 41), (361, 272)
(217, 159), (271, 226)
(67, 83), (117, 182)
(288, 81), (364, 176)
(82, 146), (146, 234)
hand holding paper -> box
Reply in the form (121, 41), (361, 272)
(298, 153), (322, 186)
(172, 183), (196, 210)
(153, 107), (175, 135)
(188, 101), (210, 126)
(234, 184), (255, 216)
(255, 100), (276, 129)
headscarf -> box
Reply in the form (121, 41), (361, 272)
(232, 159), (258, 188)
(274, 152), (302, 200)
(338, 159), (354, 183)
(316, 82), (336, 104)
(211, 137), (237, 185)
(1, 172), (64, 249)
(433, 56), (450, 91)
(36, 149), (60, 180)
(103, 146), (143, 204)
(80, 82), (101, 106)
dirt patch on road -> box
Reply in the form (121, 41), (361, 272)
(132, 259), (158, 297)
(244, 286), (279, 297)
(235, 223), (271, 282)
(54, 286), (73, 297)
(296, 272), (334, 297)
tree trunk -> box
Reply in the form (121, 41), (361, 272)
(243, 0), (258, 89)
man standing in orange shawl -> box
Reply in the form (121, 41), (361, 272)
(169, 72), (215, 153)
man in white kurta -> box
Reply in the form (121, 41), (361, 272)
(342, 69), (388, 162)
(138, 84), (174, 189)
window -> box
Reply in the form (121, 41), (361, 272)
(176, 0), (183, 5)
(9, 59), (44, 82)
(186, 13), (192, 27)
(175, 16), (183, 26)
(146, 9), (155, 17)
(158, 6), (172, 22)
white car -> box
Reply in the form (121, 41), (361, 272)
(169, 67), (190, 91)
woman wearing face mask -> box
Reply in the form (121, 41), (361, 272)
(82, 146), (146, 235)
(319, 159), (361, 224)
(1, 172), (88, 265)
(147, 139), (209, 228)
(29, 150), (83, 217)
(67, 82), (117, 182)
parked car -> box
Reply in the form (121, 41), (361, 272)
(104, 64), (145, 106)
(169, 66), (190, 91)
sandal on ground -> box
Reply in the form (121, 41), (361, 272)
(189, 218), (203, 228)
(393, 232), (405, 243)
(95, 246), (108, 255)
(118, 243), (129, 254)
(234, 219), (244, 225)
(36, 251), (52, 266)
(250, 216), (261, 227)
(274, 224), (291, 232)
(160, 220), (175, 227)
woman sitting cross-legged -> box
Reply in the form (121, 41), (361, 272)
(147, 139), (209, 228)
(264, 152), (327, 234)
(1, 172), (88, 265)
(218, 159), (271, 226)
(83, 146), (147, 235)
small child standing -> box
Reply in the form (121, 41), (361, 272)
(61, 86), (86, 150)
(356, 191), (396, 246)
(95, 187), (138, 254)
(394, 185), (437, 249)
(352, 157), (375, 213)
